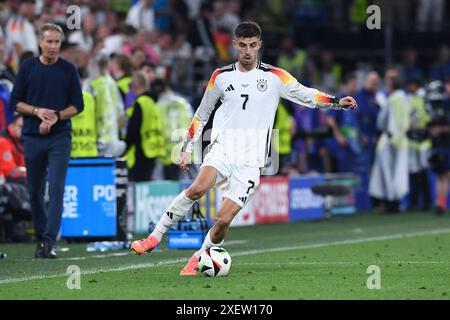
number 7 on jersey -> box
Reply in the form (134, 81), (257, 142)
(241, 94), (249, 110)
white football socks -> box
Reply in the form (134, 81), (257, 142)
(194, 230), (224, 258)
(151, 191), (194, 242)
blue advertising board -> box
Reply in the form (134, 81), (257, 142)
(168, 230), (205, 249)
(289, 176), (325, 221)
(61, 158), (117, 237)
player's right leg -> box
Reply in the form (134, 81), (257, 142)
(131, 166), (218, 254)
(180, 166), (260, 275)
(180, 198), (242, 275)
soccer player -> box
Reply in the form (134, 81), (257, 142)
(131, 22), (357, 275)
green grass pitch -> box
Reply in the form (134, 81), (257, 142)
(1, 212), (450, 300)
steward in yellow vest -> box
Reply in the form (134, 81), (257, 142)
(111, 54), (133, 105)
(90, 54), (126, 157)
(274, 101), (294, 170)
(124, 73), (164, 181)
(155, 80), (193, 180)
(71, 90), (98, 157)
(117, 75), (132, 103)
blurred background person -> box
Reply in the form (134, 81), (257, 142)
(0, 112), (25, 182)
(406, 77), (431, 212)
(369, 74), (411, 213)
(277, 35), (307, 83)
(400, 48), (424, 82)
(0, 37), (16, 131)
(126, 0), (155, 32)
(124, 72), (164, 182)
(430, 44), (450, 82)
(273, 100), (296, 175)
(325, 72), (360, 173)
(316, 49), (342, 94)
(70, 71), (98, 158)
(426, 78), (450, 215)
(4, 0), (38, 73)
(356, 71), (381, 169)
(0, 113), (30, 243)
(90, 54), (126, 157)
(109, 53), (133, 108)
(153, 78), (193, 180)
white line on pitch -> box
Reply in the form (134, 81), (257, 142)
(239, 261), (450, 266)
(230, 228), (450, 258)
(1, 228), (449, 285)
(53, 240), (248, 261)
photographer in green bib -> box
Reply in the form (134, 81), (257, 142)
(124, 72), (164, 181)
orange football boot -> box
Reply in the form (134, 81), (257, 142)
(180, 254), (199, 276)
(131, 235), (159, 254)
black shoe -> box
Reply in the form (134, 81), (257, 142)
(34, 241), (46, 258)
(44, 242), (57, 259)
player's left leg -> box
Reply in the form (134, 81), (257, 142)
(132, 166), (218, 254)
(180, 198), (242, 276)
(180, 166), (260, 276)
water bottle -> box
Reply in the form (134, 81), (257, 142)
(100, 242), (111, 252)
(112, 241), (122, 250)
(86, 243), (96, 252)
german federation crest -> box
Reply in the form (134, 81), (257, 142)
(257, 79), (268, 92)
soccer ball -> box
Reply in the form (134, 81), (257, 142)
(198, 247), (232, 277)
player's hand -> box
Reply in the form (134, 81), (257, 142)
(339, 96), (357, 109)
(36, 108), (58, 122)
(39, 119), (56, 135)
(179, 151), (191, 173)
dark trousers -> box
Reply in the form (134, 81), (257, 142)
(23, 132), (71, 245)
(409, 170), (431, 210)
(129, 157), (156, 182)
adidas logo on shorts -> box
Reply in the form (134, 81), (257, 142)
(238, 196), (247, 204)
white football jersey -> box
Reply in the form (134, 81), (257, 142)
(183, 61), (343, 167)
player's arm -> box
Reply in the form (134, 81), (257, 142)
(180, 69), (222, 172)
(277, 68), (356, 110)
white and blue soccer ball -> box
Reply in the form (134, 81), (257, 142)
(199, 247), (232, 277)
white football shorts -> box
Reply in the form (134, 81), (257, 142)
(200, 143), (260, 207)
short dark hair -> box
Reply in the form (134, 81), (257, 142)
(234, 21), (261, 39)
(139, 60), (156, 70)
(113, 54), (132, 75)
